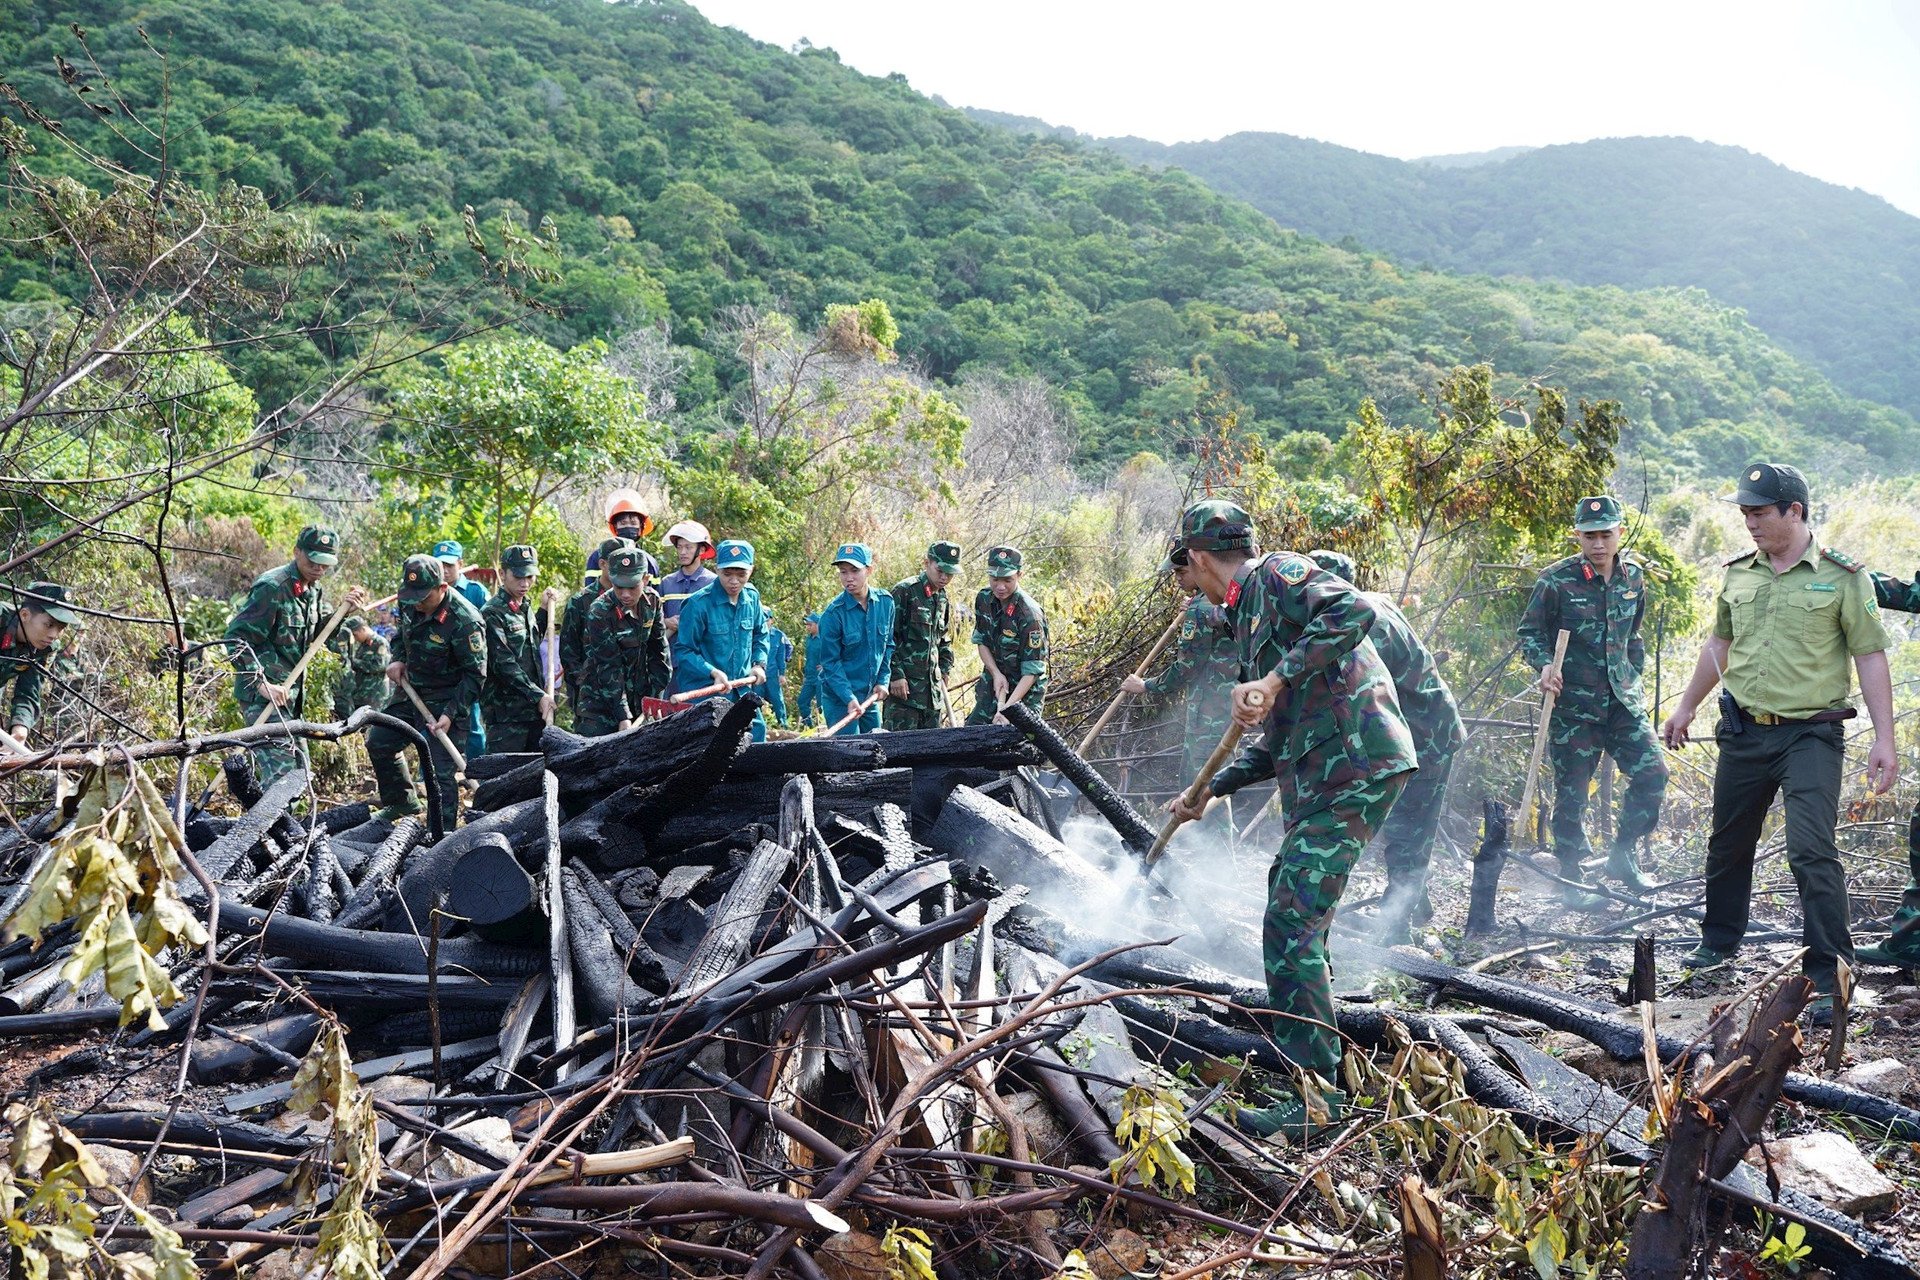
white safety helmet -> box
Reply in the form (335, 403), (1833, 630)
(664, 520), (713, 550)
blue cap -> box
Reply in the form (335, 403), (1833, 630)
(831, 542), (872, 569)
(431, 539), (463, 562)
(716, 540), (755, 568)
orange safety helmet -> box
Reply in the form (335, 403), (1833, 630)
(604, 488), (654, 538)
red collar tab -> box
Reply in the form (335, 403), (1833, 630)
(291, 580), (306, 596)
(1224, 579), (1242, 609)
(923, 582), (935, 598)
(434, 607), (447, 624)
(1581, 562), (1595, 582)
(509, 597), (524, 613)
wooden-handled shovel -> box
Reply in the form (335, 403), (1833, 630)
(1517, 630), (1572, 845)
(817, 691), (881, 738)
(250, 591), (398, 727)
(396, 673), (469, 789)
(1075, 611), (1184, 758)
(1145, 686), (1266, 865)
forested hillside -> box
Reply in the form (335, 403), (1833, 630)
(1068, 128), (1920, 421)
(4, 0), (1917, 479)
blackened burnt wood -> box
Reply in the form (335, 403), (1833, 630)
(929, 786), (1134, 911)
(732, 736), (885, 778)
(219, 900), (543, 980)
(1000, 703), (1156, 853)
(198, 768), (309, 881)
(388, 799), (544, 934)
(589, 769), (915, 869)
(541, 697), (753, 802)
(188, 1012), (322, 1085)
(466, 752), (539, 781)
(445, 834), (543, 942)
(315, 801), (372, 834)
(673, 839), (793, 996)
(567, 860), (672, 991)
(220, 970), (521, 1010)
(562, 867), (647, 1019)
(335, 818), (424, 921)
(1359, 940), (1920, 1142)
(869, 724), (1042, 771)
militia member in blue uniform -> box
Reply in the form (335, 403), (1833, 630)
(478, 544), (555, 754)
(1310, 549), (1466, 942)
(1518, 496), (1669, 907)
(673, 540), (770, 741)
(369, 553), (486, 829)
(1661, 464), (1895, 1024)
(0, 583), (76, 744)
(816, 543), (896, 736)
(432, 540), (491, 759)
(1165, 500), (1416, 1137)
(967, 546), (1047, 725)
(759, 607), (792, 727)
(226, 525), (361, 785)
(794, 612), (824, 724)
(576, 545), (670, 736)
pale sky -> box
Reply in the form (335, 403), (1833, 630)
(690, 0), (1920, 217)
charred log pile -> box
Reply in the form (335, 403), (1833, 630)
(0, 696), (1910, 1279)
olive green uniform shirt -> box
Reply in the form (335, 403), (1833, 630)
(1712, 534), (1889, 721)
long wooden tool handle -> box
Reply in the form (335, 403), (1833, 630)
(397, 674), (468, 776)
(250, 591), (398, 728)
(1517, 629), (1572, 842)
(818, 692), (881, 738)
(1076, 610), (1185, 757)
(1145, 687), (1265, 865)
(668, 674), (756, 705)
(542, 592), (558, 723)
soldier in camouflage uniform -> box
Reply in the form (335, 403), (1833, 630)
(967, 545), (1047, 725)
(559, 537), (623, 711)
(368, 553), (486, 829)
(330, 617), (390, 718)
(1308, 550), (1465, 943)
(576, 545), (670, 736)
(887, 541), (960, 730)
(1166, 500), (1416, 1138)
(1122, 540), (1238, 828)
(226, 525), (359, 786)
(1859, 567), (1920, 968)
(480, 545), (556, 753)
(1518, 495), (1668, 908)
(0, 583), (76, 744)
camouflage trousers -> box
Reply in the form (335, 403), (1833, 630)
(884, 700), (945, 731)
(1870, 786), (1920, 958)
(1547, 698), (1668, 869)
(237, 694), (308, 788)
(1376, 746), (1457, 889)
(966, 676), (1043, 726)
(367, 699), (462, 832)
(1262, 771), (1409, 1077)
(484, 716), (544, 755)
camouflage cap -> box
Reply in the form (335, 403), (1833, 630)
(296, 524), (341, 566)
(716, 540), (755, 569)
(342, 615), (368, 632)
(986, 545), (1023, 577)
(1177, 499), (1255, 553)
(598, 536), (629, 562)
(1729, 462), (1810, 510)
(1158, 537), (1190, 574)
(927, 541), (962, 572)
(20, 582), (77, 626)
(501, 544), (539, 576)
(1571, 495), (1624, 532)
(605, 545), (650, 588)
(1307, 549), (1357, 584)
(398, 553), (443, 603)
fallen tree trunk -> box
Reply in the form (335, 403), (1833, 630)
(1000, 702), (1157, 853)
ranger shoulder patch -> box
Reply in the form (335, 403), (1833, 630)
(468, 631), (485, 653)
(1275, 556), (1311, 587)
(1820, 546), (1863, 573)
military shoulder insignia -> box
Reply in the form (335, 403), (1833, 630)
(1819, 546), (1863, 573)
(468, 631), (484, 653)
(1027, 632), (1043, 649)
(1179, 621), (1196, 640)
(1276, 556), (1311, 586)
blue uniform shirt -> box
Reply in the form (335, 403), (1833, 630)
(672, 581), (770, 693)
(816, 588), (896, 713)
(760, 621), (792, 725)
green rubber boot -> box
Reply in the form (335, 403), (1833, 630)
(1605, 842), (1654, 894)
(1235, 1086), (1348, 1141)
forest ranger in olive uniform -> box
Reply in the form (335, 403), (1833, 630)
(886, 541), (960, 730)
(368, 553), (486, 829)
(1661, 463), (1897, 1024)
(559, 537), (624, 711)
(967, 545), (1047, 725)
(1517, 496), (1669, 907)
(1165, 500), (1416, 1138)
(226, 525), (361, 786)
(330, 617), (390, 718)
(0, 583), (76, 744)
(575, 545), (670, 736)
(1122, 539), (1238, 829)
(1859, 566), (1920, 968)
(1309, 550), (1465, 943)
(480, 544), (557, 753)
